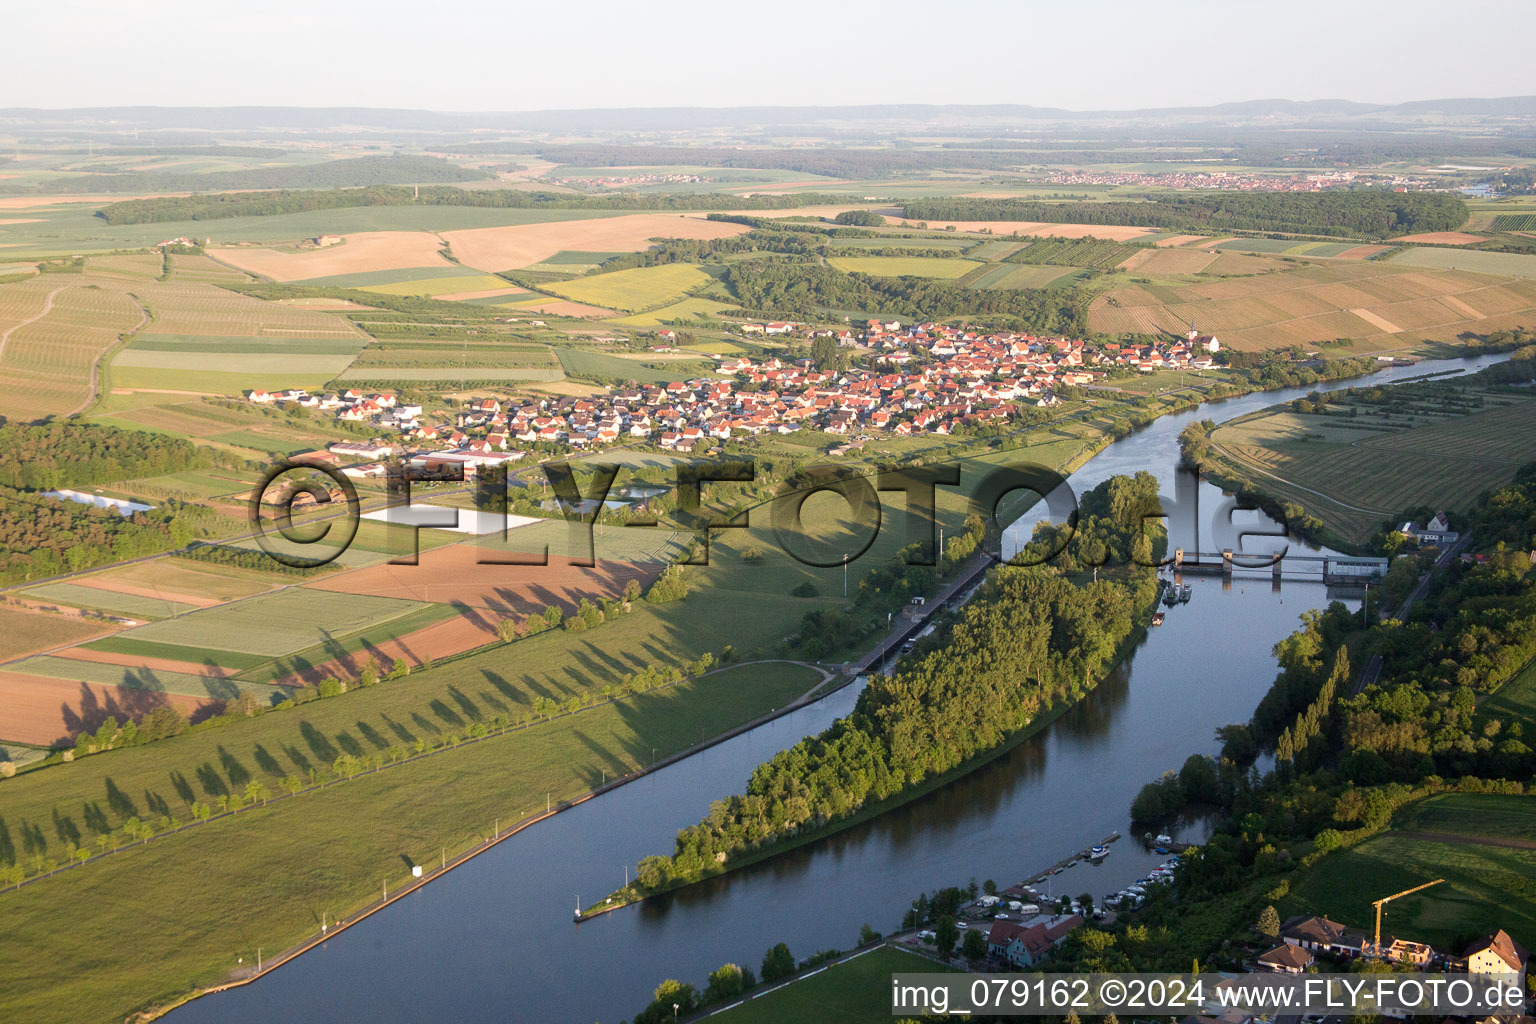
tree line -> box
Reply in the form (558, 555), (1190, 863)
(901, 192), (1469, 240)
(97, 184), (860, 225)
(10, 154), (487, 197)
(0, 422), (208, 490)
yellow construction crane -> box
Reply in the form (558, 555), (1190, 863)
(1371, 879), (1444, 957)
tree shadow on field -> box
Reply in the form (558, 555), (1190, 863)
(449, 598), (493, 633)
(103, 778), (138, 822)
(446, 686), (481, 722)
(52, 807), (80, 848)
(143, 790), (171, 819)
(217, 746), (251, 788)
(281, 744), (312, 774)
(428, 700), (463, 728)
(355, 721), (389, 750)
(334, 732), (364, 757)
(380, 714), (416, 744)
(195, 763), (229, 798)
(169, 771), (195, 805)
(300, 721), (338, 763)
(578, 641), (630, 678)
(480, 670), (528, 709)
(253, 744), (284, 777)
(569, 730), (628, 789)
(81, 802), (110, 835)
(410, 712), (441, 737)
(475, 690), (508, 715)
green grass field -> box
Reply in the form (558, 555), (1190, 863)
(1285, 794), (1536, 953)
(1477, 657), (1536, 735)
(1390, 246), (1536, 278)
(0, 659), (824, 1024)
(712, 945), (953, 1023)
(545, 263), (714, 312)
(120, 589), (436, 656)
(555, 346), (700, 383)
(607, 295), (742, 327)
(827, 256), (980, 279)
(19, 583), (200, 620)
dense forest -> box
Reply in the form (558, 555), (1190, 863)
(902, 192), (1469, 239)
(96, 185), (858, 224)
(624, 475), (1161, 897)
(0, 489), (216, 584)
(0, 423), (208, 490)
(722, 259), (1087, 333)
(5, 155), (488, 197)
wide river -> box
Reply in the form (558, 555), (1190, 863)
(174, 353), (1507, 1023)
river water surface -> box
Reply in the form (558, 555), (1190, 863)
(173, 353), (1506, 1023)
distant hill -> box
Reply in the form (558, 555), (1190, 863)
(2, 97), (1535, 134)
(0, 154), (491, 195)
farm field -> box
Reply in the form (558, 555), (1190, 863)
(212, 232), (454, 281)
(118, 588), (439, 656)
(357, 273), (512, 296)
(1389, 246), (1536, 278)
(555, 346), (702, 382)
(0, 670), (227, 746)
(6, 654), (287, 701)
(971, 264), (1083, 289)
(606, 294), (742, 327)
(882, 215), (1156, 240)
(826, 256), (980, 278)
(70, 558), (285, 605)
(0, 274), (146, 419)
(442, 214), (751, 272)
(0, 604), (115, 661)
(544, 263), (713, 311)
(1087, 262), (1536, 352)
(1391, 232), (1486, 245)
(713, 945), (954, 1024)
(1207, 386), (1536, 544)
(18, 582), (201, 620)
(1285, 794), (1536, 954)
(306, 548), (662, 623)
(0, 658), (823, 1023)
(1119, 247), (1218, 275)
(1011, 236), (1144, 269)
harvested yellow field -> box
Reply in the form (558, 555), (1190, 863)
(1118, 248), (1217, 275)
(1350, 307), (1404, 333)
(499, 298), (617, 318)
(1155, 234), (1207, 247)
(1088, 262), (1536, 352)
(443, 215), (750, 272)
(544, 263), (714, 312)
(213, 231), (453, 282)
(1391, 231), (1485, 245)
(882, 216), (1154, 241)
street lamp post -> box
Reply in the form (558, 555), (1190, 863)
(843, 552), (848, 597)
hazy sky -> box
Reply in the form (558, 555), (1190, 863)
(5, 0), (1532, 111)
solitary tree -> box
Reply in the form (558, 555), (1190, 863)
(1258, 904), (1281, 938)
(760, 942), (795, 982)
(962, 928), (988, 961)
(935, 916), (959, 958)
